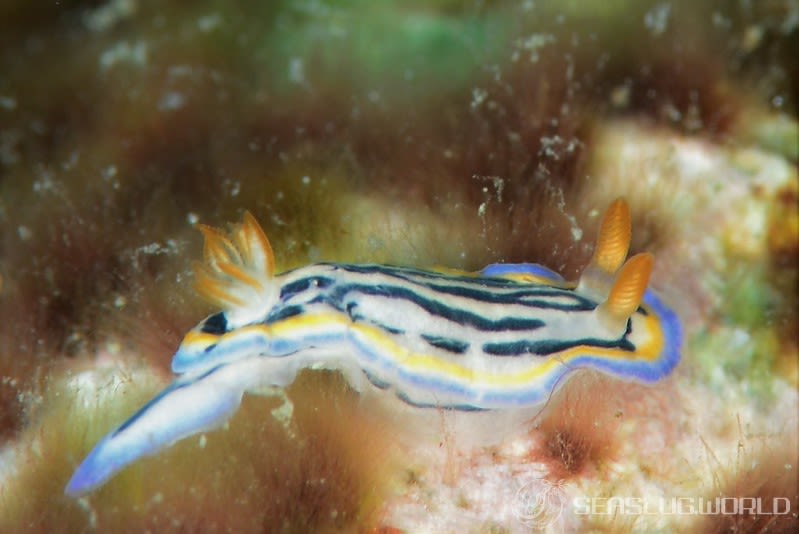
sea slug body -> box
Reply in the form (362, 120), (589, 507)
(65, 198), (681, 496)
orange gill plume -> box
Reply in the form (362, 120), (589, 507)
(591, 197), (631, 275)
(192, 212), (276, 313)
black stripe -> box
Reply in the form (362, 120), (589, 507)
(285, 265), (592, 310)
(362, 369), (391, 389)
(264, 304), (304, 323)
(416, 282), (595, 311)
(201, 312), (228, 334)
(322, 298), (405, 334)
(328, 283), (546, 332)
(336, 263), (532, 288)
(483, 331), (636, 357)
(279, 275), (335, 301)
(395, 390), (487, 412)
(420, 334), (469, 354)
(334, 264), (593, 311)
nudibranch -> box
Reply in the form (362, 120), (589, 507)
(65, 198), (681, 496)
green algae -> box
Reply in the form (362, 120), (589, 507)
(690, 261), (788, 403)
(723, 264), (781, 330)
(687, 261), (792, 405)
(737, 111), (799, 162)
(259, 3), (509, 97)
(690, 327), (780, 405)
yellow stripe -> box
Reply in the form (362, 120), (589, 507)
(267, 313), (351, 336)
(352, 310), (665, 388)
(183, 331), (222, 345)
(182, 309), (665, 389)
(632, 309), (665, 362)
